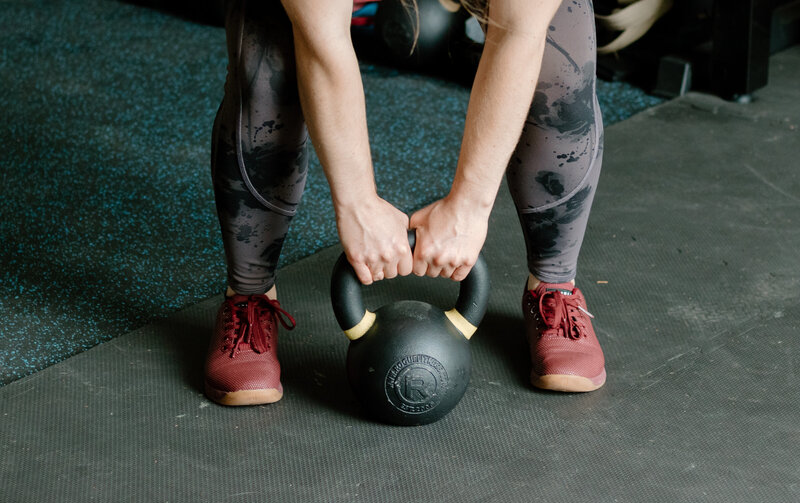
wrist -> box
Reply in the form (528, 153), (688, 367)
(325, 159), (377, 210)
(333, 188), (381, 215)
(447, 177), (497, 216)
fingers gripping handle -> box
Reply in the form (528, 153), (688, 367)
(329, 231), (416, 340)
(330, 230), (491, 341)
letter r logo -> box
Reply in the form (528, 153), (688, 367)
(404, 373), (429, 401)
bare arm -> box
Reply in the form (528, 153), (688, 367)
(281, 0), (412, 284)
(410, 0), (563, 280)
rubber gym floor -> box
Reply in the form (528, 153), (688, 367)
(2, 3), (799, 503)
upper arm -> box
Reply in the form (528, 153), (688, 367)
(280, 0), (354, 47)
(484, 0), (562, 42)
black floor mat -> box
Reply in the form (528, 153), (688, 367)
(0, 0), (665, 386)
(2, 47), (798, 503)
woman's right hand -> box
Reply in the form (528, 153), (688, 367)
(336, 196), (414, 285)
(281, 0), (409, 286)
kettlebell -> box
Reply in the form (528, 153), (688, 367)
(331, 230), (490, 426)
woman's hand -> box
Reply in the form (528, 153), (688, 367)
(283, 0), (405, 287)
(406, 1), (562, 283)
(337, 196), (414, 285)
(409, 195), (490, 282)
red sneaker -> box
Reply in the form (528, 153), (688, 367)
(204, 294), (296, 406)
(523, 281), (606, 392)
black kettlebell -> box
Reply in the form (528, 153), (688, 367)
(331, 230), (490, 426)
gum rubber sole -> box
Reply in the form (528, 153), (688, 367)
(531, 369), (606, 393)
(204, 383), (283, 406)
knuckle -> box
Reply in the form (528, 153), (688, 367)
(428, 251), (444, 266)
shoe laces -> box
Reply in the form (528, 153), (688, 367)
(223, 294), (296, 358)
(535, 287), (594, 340)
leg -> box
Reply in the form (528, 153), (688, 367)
(506, 0), (603, 284)
(211, 0), (308, 296)
(205, 0), (306, 406)
(507, 0), (606, 392)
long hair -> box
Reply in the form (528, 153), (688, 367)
(399, 0), (489, 51)
(451, 0), (488, 22)
(402, 0), (671, 53)
(401, 0), (488, 18)
(596, 0), (673, 53)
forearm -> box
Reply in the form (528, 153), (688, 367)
(450, 3), (559, 212)
(289, 13), (376, 210)
(282, 1), (412, 283)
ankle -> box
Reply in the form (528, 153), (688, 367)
(226, 285), (278, 301)
(527, 274), (574, 290)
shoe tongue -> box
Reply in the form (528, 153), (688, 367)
(545, 287), (573, 296)
(233, 297), (247, 309)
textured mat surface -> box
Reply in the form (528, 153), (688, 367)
(0, 0), (664, 385)
(2, 47), (799, 502)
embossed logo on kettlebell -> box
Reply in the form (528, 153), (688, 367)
(385, 354), (449, 414)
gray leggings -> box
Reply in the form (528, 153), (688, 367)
(212, 0), (603, 294)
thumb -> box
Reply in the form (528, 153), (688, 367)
(409, 205), (429, 230)
(408, 212), (421, 230)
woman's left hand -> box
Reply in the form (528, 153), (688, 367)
(409, 196), (490, 281)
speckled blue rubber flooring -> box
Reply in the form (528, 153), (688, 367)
(0, 0), (664, 385)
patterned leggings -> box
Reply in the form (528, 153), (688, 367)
(211, 0), (603, 294)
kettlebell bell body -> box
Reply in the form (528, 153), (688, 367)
(331, 231), (490, 426)
(347, 300), (471, 425)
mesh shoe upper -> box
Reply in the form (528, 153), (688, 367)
(523, 282), (605, 382)
(204, 294), (295, 393)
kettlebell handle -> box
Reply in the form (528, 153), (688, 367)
(331, 229), (490, 341)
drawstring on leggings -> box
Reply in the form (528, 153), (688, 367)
(233, 0), (296, 217)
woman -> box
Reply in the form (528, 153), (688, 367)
(204, 0), (606, 406)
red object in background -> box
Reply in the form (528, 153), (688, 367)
(352, 0), (381, 27)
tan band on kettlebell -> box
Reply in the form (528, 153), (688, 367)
(445, 309), (477, 340)
(344, 310), (376, 341)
